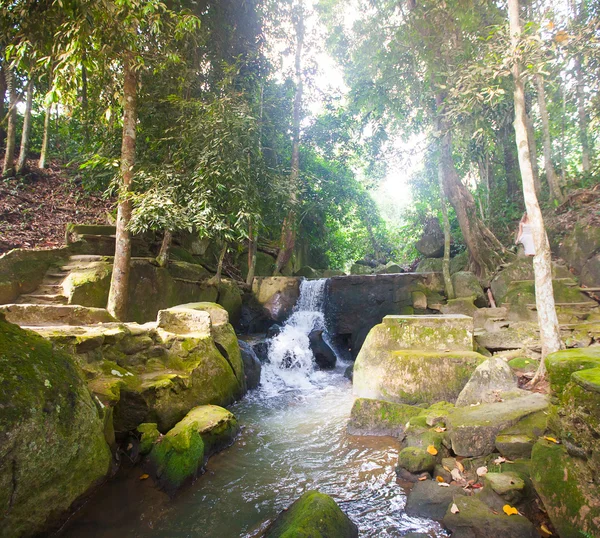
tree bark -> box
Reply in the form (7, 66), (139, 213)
(246, 221), (258, 286)
(156, 230), (172, 268)
(2, 68), (17, 178)
(274, 3), (304, 275)
(502, 122), (519, 199)
(16, 79), (33, 175)
(508, 0), (563, 381)
(214, 243), (227, 286)
(0, 65), (6, 149)
(574, 57), (590, 172)
(525, 110), (541, 197)
(39, 102), (51, 169)
(438, 155), (455, 300)
(107, 54), (137, 321)
(535, 73), (564, 204)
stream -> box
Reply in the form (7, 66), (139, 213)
(60, 280), (446, 537)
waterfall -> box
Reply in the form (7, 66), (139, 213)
(262, 279), (329, 392)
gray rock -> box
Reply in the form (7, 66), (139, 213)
(455, 357), (519, 407)
(308, 329), (336, 369)
(405, 480), (467, 521)
(415, 218), (444, 258)
(239, 341), (261, 390)
(483, 472), (525, 504)
(347, 398), (420, 437)
(452, 271), (486, 307)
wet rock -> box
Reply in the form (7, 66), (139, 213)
(531, 439), (600, 538)
(0, 317), (112, 537)
(147, 405), (239, 493)
(264, 490), (358, 538)
(397, 446), (437, 474)
(253, 341), (270, 362)
(442, 495), (537, 538)
(446, 393), (549, 457)
(347, 398), (421, 437)
(344, 363), (354, 381)
(266, 323), (282, 339)
(251, 277), (301, 323)
(405, 480), (467, 521)
(137, 423), (161, 456)
(455, 357), (520, 407)
(308, 329), (336, 369)
(239, 341), (261, 390)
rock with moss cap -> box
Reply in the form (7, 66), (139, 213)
(147, 405), (238, 493)
(452, 271), (486, 307)
(495, 410), (547, 460)
(0, 316), (112, 537)
(531, 439), (600, 538)
(264, 491), (358, 538)
(397, 446), (437, 474)
(447, 393), (548, 457)
(483, 472), (525, 504)
(442, 495), (537, 538)
(347, 398), (421, 437)
(545, 346), (600, 394)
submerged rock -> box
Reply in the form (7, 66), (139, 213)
(239, 340), (262, 390)
(264, 490), (358, 538)
(308, 329), (336, 369)
(347, 398), (421, 437)
(0, 317), (112, 537)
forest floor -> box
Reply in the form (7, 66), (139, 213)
(0, 159), (113, 254)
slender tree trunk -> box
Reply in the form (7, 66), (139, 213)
(574, 57), (591, 172)
(535, 73), (564, 204)
(2, 68), (17, 178)
(0, 65), (6, 149)
(508, 0), (563, 382)
(502, 122), (519, 199)
(156, 230), (172, 268)
(16, 79), (33, 175)
(438, 155), (455, 300)
(39, 102), (51, 169)
(274, 4), (304, 275)
(214, 243), (227, 286)
(107, 54), (137, 321)
(246, 222), (258, 286)
(525, 110), (541, 197)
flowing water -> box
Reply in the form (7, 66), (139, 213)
(60, 279), (446, 537)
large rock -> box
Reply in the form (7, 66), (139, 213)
(581, 252), (600, 287)
(350, 262), (374, 275)
(451, 271), (486, 307)
(294, 266), (322, 278)
(446, 393), (549, 457)
(531, 439), (600, 538)
(559, 222), (600, 274)
(147, 405), (238, 493)
(405, 480), (466, 521)
(545, 346), (600, 393)
(415, 257), (443, 273)
(239, 340), (261, 390)
(397, 446), (437, 474)
(0, 317), (112, 537)
(347, 398), (421, 437)
(442, 495), (537, 538)
(308, 329), (336, 369)
(415, 218), (444, 258)
(455, 357), (519, 407)
(251, 277), (301, 323)
(0, 303), (116, 326)
(264, 491), (358, 538)
(475, 321), (540, 352)
(495, 410), (547, 460)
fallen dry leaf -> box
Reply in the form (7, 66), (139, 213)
(139, 474), (149, 480)
(450, 503), (460, 514)
(476, 466), (488, 476)
(544, 436), (560, 444)
(436, 476), (445, 483)
(427, 445), (438, 455)
(418, 475), (428, 481)
(456, 460), (465, 473)
(438, 482), (450, 487)
(540, 523), (552, 536)
(451, 468), (463, 482)
(443, 465), (452, 472)
(434, 427), (447, 432)
(503, 504), (518, 516)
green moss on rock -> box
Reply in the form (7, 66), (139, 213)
(265, 491), (358, 538)
(397, 446), (436, 473)
(545, 347), (600, 394)
(0, 317), (111, 537)
(347, 398), (421, 437)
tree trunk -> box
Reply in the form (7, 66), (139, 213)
(274, 3), (304, 275)
(156, 230), (172, 268)
(508, 0), (563, 382)
(214, 243), (227, 286)
(0, 65), (6, 149)
(246, 221), (258, 287)
(535, 73), (564, 204)
(525, 111), (541, 197)
(2, 68), (17, 178)
(574, 57), (590, 172)
(16, 79), (33, 175)
(502, 122), (519, 199)
(39, 102), (51, 169)
(439, 156), (455, 300)
(107, 54), (137, 321)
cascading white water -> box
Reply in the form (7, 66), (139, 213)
(262, 279), (329, 392)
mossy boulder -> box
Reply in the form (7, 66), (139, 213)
(264, 491), (358, 538)
(408, 401), (455, 428)
(397, 446), (437, 474)
(440, 297), (478, 317)
(251, 277), (301, 323)
(452, 271), (486, 307)
(442, 495), (537, 538)
(294, 266), (322, 278)
(559, 222), (600, 273)
(347, 398), (421, 437)
(0, 317), (112, 537)
(495, 410), (547, 460)
(581, 252), (600, 287)
(447, 393), (548, 457)
(239, 250), (276, 279)
(63, 262), (112, 308)
(483, 472), (525, 504)
(531, 439), (600, 538)
(508, 357), (538, 373)
(475, 322), (540, 352)
(450, 251), (469, 275)
(147, 405), (238, 493)
(415, 257), (443, 273)
(138, 422), (161, 456)
(350, 263), (374, 275)
(545, 347), (600, 394)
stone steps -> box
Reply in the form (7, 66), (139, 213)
(0, 303), (115, 326)
(17, 294), (68, 305)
